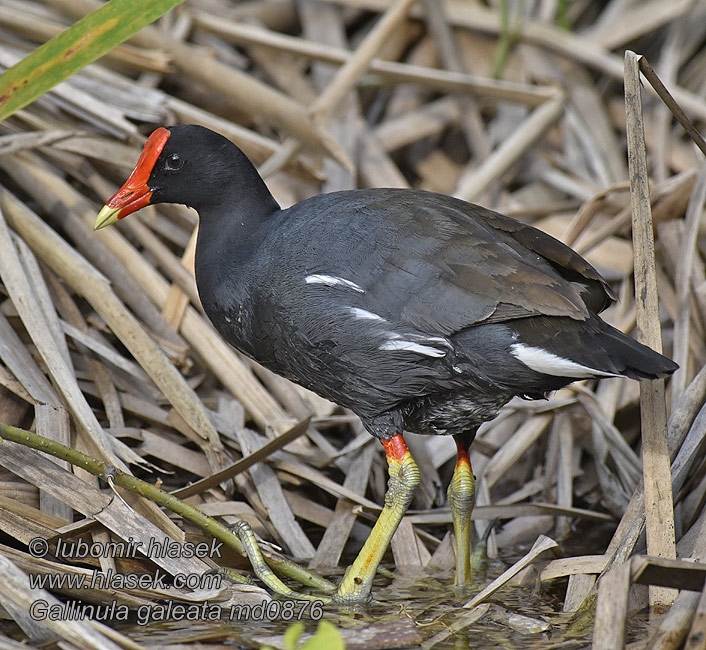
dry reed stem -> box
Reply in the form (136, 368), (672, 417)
(261, 0), (417, 176)
(0, 192), (227, 468)
(0, 551), (129, 650)
(454, 92), (565, 201)
(172, 417), (311, 499)
(624, 49), (677, 611)
(0, 0), (703, 645)
(337, 0), (706, 118)
(190, 15), (557, 107)
(672, 166), (706, 401)
(595, 556), (706, 649)
(463, 535), (562, 609)
(0, 200), (130, 469)
(638, 56), (706, 159)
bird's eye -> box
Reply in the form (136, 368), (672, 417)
(165, 153), (183, 170)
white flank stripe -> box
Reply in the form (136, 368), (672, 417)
(511, 343), (618, 378)
(350, 307), (385, 321)
(380, 340), (446, 357)
(424, 335), (452, 347)
(305, 274), (364, 292)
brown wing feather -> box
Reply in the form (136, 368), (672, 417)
(357, 192), (615, 336)
(469, 204), (616, 312)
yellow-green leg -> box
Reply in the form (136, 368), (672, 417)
(447, 430), (476, 587)
(335, 433), (420, 604)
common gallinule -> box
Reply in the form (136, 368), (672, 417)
(95, 125), (677, 603)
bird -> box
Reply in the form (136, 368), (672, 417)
(95, 124), (678, 604)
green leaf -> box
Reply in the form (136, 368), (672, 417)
(300, 621), (345, 650)
(283, 622), (304, 650)
(276, 621), (345, 650)
(0, 0), (184, 122)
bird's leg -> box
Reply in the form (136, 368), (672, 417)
(335, 433), (420, 603)
(447, 429), (477, 588)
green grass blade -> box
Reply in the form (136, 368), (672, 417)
(0, 0), (184, 122)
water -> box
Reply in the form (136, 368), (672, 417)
(113, 524), (656, 650)
(120, 558), (651, 649)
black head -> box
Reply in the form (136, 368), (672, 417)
(148, 125), (247, 210)
(95, 125), (271, 229)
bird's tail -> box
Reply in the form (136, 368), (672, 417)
(593, 319), (678, 380)
(506, 314), (678, 381)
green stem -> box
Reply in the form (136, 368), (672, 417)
(0, 423), (335, 595)
(262, 552), (336, 594)
(491, 0), (524, 79)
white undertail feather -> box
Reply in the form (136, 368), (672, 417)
(511, 343), (618, 378)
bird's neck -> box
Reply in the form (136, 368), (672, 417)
(193, 170), (280, 308)
(194, 157), (280, 251)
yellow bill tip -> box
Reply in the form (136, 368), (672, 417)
(94, 205), (120, 231)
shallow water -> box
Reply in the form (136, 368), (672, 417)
(120, 556), (655, 650)
(117, 522), (655, 650)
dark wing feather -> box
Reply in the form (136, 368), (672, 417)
(349, 191), (614, 336)
(471, 204), (616, 312)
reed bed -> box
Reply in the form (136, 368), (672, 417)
(0, 1), (705, 648)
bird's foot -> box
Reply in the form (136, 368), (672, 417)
(221, 520), (334, 602)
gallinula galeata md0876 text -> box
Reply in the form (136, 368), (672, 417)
(95, 125), (677, 603)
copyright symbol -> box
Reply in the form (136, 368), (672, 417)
(28, 538), (49, 558)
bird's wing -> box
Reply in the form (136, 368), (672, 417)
(350, 192), (615, 337)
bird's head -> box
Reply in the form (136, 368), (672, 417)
(94, 125), (241, 230)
